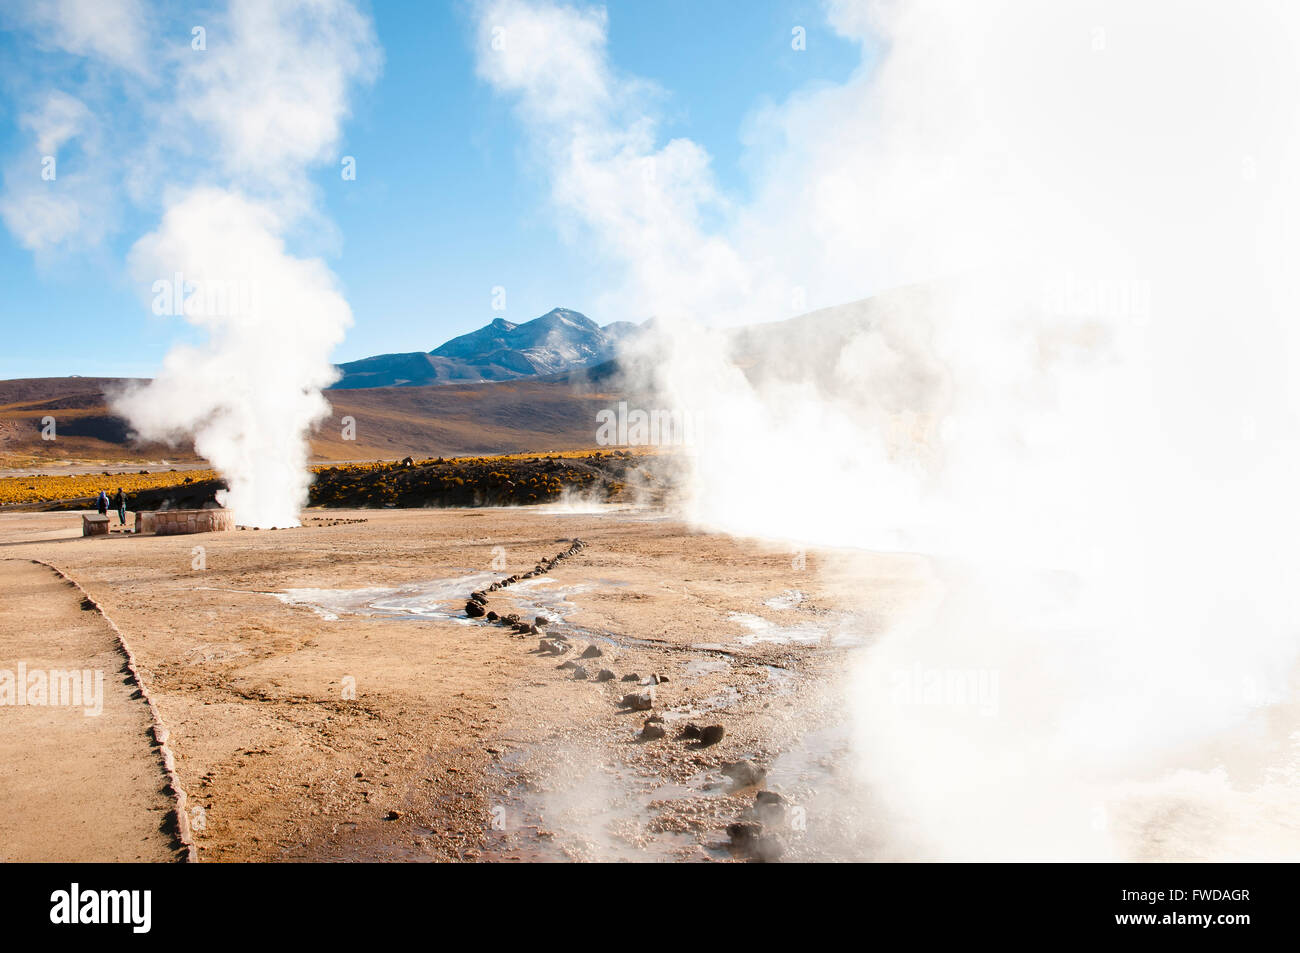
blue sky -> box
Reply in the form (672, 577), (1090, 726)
(0, 1), (862, 378)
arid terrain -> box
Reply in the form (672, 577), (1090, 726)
(0, 373), (625, 469)
(0, 504), (931, 862)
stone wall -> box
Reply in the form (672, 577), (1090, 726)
(82, 514), (111, 537)
(135, 508), (234, 536)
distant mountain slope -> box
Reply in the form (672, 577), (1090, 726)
(332, 307), (634, 389)
(0, 373), (624, 469)
(0, 291), (919, 470)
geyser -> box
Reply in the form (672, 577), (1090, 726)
(108, 0), (380, 529)
(478, 0), (1300, 860)
(114, 190), (352, 529)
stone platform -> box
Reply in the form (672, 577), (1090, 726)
(135, 508), (234, 536)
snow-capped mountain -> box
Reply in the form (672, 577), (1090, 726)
(330, 308), (635, 389)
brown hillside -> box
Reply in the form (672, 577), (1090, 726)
(0, 375), (622, 468)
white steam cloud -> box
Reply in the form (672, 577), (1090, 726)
(105, 0), (379, 527)
(478, 0), (1300, 860)
(116, 190), (352, 528)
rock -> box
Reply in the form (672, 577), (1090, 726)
(534, 615), (551, 627)
(385, 810), (404, 821)
(596, 668), (616, 682)
(558, 660), (577, 670)
(727, 820), (762, 843)
(721, 759), (766, 788)
(640, 721), (667, 741)
(619, 689), (655, 711)
(621, 673), (640, 682)
(470, 591), (487, 605)
(699, 724), (725, 746)
(572, 665), (589, 680)
(580, 644), (603, 659)
(753, 791), (788, 826)
(727, 821), (784, 862)
(465, 600), (486, 618)
(641, 673), (670, 685)
(678, 723), (702, 740)
(486, 611), (498, 621)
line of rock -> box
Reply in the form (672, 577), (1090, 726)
(463, 538), (587, 632)
(462, 538), (783, 861)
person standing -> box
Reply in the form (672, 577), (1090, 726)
(96, 490), (109, 516)
(113, 487), (126, 526)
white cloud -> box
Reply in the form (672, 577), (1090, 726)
(20, 90), (93, 156)
(0, 91), (109, 251)
(476, 0), (752, 325)
(11, 0), (149, 72)
(175, 0), (381, 201)
(0, 188), (83, 250)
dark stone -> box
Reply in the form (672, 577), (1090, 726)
(580, 644), (602, 659)
(753, 791), (788, 826)
(621, 673), (640, 682)
(699, 724), (725, 746)
(727, 821), (762, 843)
(618, 689), (654, 711)
(727, 822), (784, 862)
(596, 668), (616, 682)
(465, 600), (486, 618)
(721, 760), (766, 788)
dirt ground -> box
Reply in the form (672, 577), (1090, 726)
(0, 504), (932, 862)
(0, 559), (182, 861)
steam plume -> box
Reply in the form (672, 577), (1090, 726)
(110, 0), (379, 527)
(479, 0), (1300, 859)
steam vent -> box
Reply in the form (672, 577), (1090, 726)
(135, 508), (234, 536)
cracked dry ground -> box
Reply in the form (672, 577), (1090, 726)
(0, 506), (930, 862)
